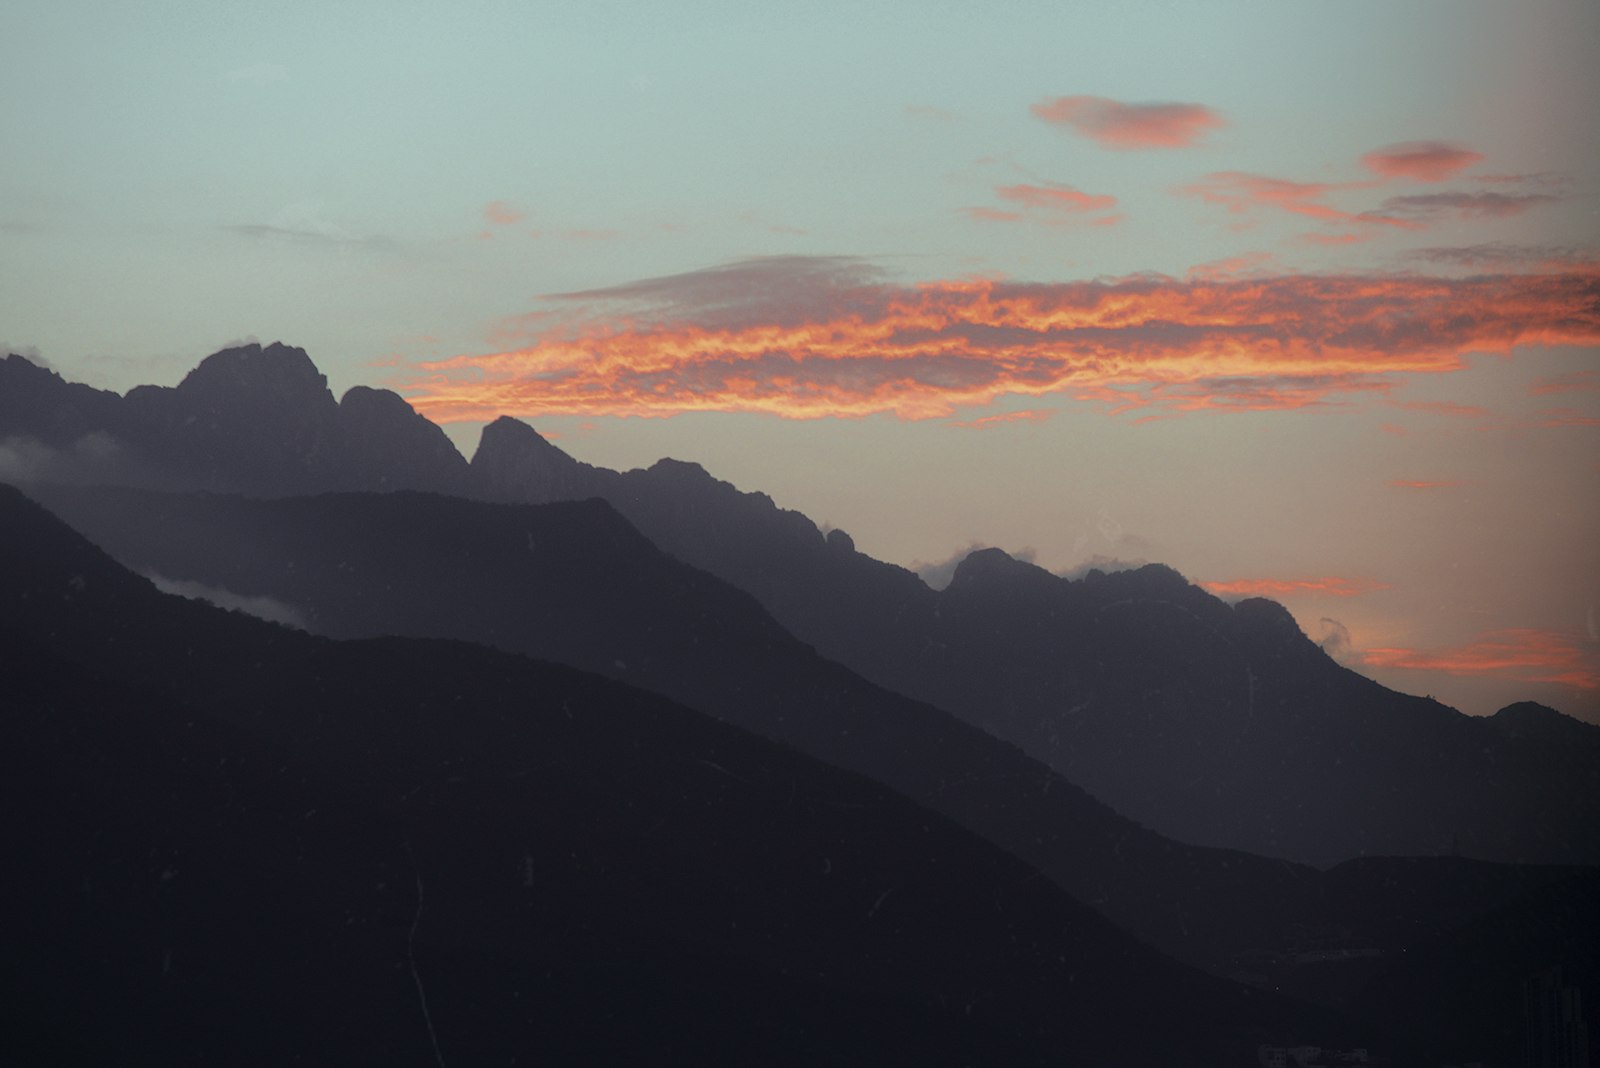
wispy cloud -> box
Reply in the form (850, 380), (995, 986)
(1363, 629), (1599, 689)
(483, 200), (526, 226)
(1535, 406), (1600, 428)
(401, 258), (1600, 422)
(1378, 191), (1560, 221)
(1200, 576), (1391, 599)
(223, 201), (390, 251)
(1179, 172), (1419, 231)
(1360, 141), (1483, 182)
(1390, 479), (1465, 489)
(1030, 95), (1224, 149)
(1404, 243), (1599, 272)
(1531, 370), (1600, 395)
(1390, 400), (1486, 419)
(947, 408), (1054, 430)
(966, 182), (1121, 227)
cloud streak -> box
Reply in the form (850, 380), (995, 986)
(1379, 191), (1559, 220)
(1200, 577), (1392, 599)
(1031, 95), (1224, 149)
(1180, 172), (1420, 232)
(967, 183), (1121, 228)
(403, 258), (1600, 422)
(1363, 629), (1600, 690)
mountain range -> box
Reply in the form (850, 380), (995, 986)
(4, 341), (1598, 1061)
(5, 343), (1596, 867)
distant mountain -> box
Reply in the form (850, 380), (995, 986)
(0, 344), (467, 493)
(463, 412), (1600, 868)
(2, 483), (1337, 1063)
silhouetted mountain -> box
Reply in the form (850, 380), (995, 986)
(1489, 700), (1600, 747)
(456, 421), (1600, 868)
(0, 342), (468, 494)
(1, 483), (1337, 1063)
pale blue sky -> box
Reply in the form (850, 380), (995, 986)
(3, 0), (1598, 718)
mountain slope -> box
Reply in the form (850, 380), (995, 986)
(2, 482), (1336, 1063)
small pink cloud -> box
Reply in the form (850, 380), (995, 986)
(483, 200), (525, 226)
(1390, 479), (1464, 489)
(1360, 141), (1484, 182)
(1184, 251), (1277, 282)
(962, 206), (1024, 223)
(1030, 95), (1224, 149)
(967, 182), (1120, 228)
(996, 183), (1117, 214)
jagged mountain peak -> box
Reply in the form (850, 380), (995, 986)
(470, 415), (599, 503)
(646, 456), (714, 482)
(176, 341), (333, 407)
(946, 546), (1054, 591)
(473, 415), (569, 457)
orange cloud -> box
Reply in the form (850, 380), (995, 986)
(1201, 577), (1391, 598)
(1363, 629), (1600, 689)
(1180, 172), (1421, 231)
(483, 200), (525, 226)
(1360, 141), (1484, 182)
(1030, 95), (1224, 149)
(401, 258), (1600, 422)
(947, 408), (1054, 430)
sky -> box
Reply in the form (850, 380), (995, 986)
(2, 0), (1598, 721)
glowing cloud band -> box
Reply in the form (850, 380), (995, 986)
(404, 265), (1600, 422)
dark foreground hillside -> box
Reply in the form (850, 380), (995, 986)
(0, 485), (1335, 1064)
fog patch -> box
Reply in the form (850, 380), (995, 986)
(0, 433), (133, 486)
(146, 572), (308, 630)
(1056, 554), (1150, 581)
(1313, 617), (1355, 663)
